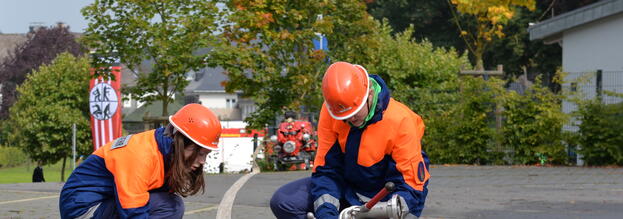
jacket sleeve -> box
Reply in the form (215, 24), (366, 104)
(311, 104), (345, 219)
(386, 113), (430, 217)
(105, 144), (156, 218)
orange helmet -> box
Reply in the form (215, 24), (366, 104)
(321, 61), (369, 120)
(169, 103), (222, 150)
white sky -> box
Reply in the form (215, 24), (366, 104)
(0, 0), (92, 34)
(0, 1), (228, 34)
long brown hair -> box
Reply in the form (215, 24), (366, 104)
(166, 131), (206, 197)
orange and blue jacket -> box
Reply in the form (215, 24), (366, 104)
(60, 127), (173, 219)
(311, 75), (430, 218)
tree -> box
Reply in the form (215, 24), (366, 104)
(348, 22), (497, 165)
(548, 0), (600, 15)
(81, 0), (220, 116)
(483, 0), (599, 88)
(211, 0), (378, 129)
(449, 0), (535, 70)
(340, 21), (469, 111)
(366, 0), (465, 49)
(483, 5), (562, 78)
(366, 0), (599, 84)
(7, 53), (92, 181)
(325, 1), (383, 66)
(0, 25), (83, 120)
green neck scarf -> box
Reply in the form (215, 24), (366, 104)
(350, 77), (381, 128)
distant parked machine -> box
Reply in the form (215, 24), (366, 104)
(270, 111), (317, 171)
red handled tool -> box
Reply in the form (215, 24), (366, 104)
(360, 182), (396, 212)
(308, 182), (397, 219)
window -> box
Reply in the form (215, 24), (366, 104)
(226, 98), (237, 108)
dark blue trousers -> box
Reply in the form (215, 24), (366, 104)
(270, 177), (314, 219)
(93, 191), (184, 219)
(270, 177), (350, 219)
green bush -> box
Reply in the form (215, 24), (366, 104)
(333, 20), (573, 165)
(0, 120), (11, 146)
(0, 146), (29, 168)
(424, 77), (505, 165)
(338, 21), (498, 165)
(423, 75), (569, 165)
(357, 22), (469, 109)
(576, 101), (623, 165)
(501, 76), (568, 165)
(255, 157), (275, 172)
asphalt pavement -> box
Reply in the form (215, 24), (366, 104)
(1, 165), (622, 218)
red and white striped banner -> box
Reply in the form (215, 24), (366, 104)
(89, 66), (122, 151)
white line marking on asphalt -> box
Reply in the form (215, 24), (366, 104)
(185, 205), (218, 215)
(215, 143), (263, 219)
(0, 195), (59, 205)
(215, 170), (258, 219)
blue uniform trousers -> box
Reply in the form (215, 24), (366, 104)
(270, 177), (349, 219)
(89, 191), (184, 219)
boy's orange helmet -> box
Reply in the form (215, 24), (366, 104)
(321, 62), (370, 120)
(169, 103), (222, 150)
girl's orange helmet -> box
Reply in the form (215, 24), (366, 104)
(321, 62), (370, 120)
(169, 103), (222, 150)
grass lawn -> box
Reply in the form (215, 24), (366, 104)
(0, 160), (75, 184)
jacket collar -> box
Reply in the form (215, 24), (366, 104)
(365, 74), (390, 127)
(154, 126), (174, 157)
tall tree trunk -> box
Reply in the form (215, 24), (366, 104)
(163, 99), (169, 117)
(61, 156), (67, 182)
(162, 78), (169, 116)
(474, 52), (484, 71)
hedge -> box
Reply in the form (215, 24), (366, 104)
(576, 101), (623, 165)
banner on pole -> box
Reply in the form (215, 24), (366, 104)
(89, 64), (122, 151)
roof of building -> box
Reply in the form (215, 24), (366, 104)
(118, 58), (156, 87)
(0, 34), (27, 61)
(529, 0), (623, 42)
(122, 97), (185, 122)
(184, 66), (230, 93)
(1, 30), (82, 61)
(119, 67), (137, 87)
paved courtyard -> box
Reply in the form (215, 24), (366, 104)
(1, 165), (622, 218)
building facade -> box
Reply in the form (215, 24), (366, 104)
(529, 0), (623, 165)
